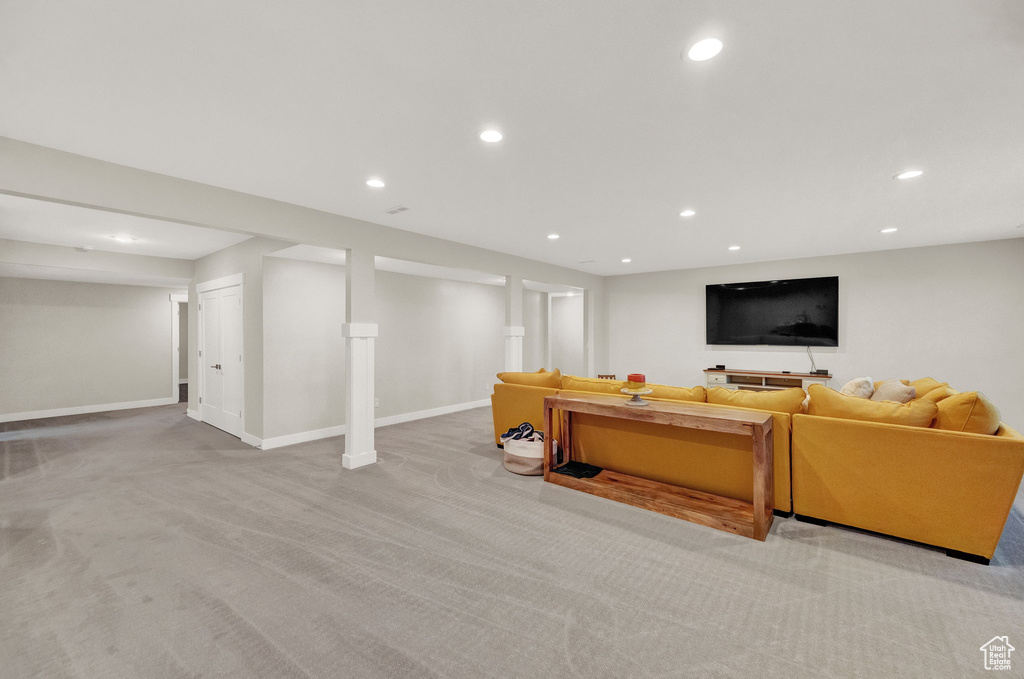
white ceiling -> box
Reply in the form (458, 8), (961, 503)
(1, 2), (1023, 275)
(0, 193), (252, 260)
(269, 244), (581, 293)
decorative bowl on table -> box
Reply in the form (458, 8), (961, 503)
(621, 373), (652, 406)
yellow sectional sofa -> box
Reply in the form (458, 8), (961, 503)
(791, 384), (1024, 564)
(491, 372), (796, 513)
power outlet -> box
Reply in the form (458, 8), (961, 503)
(374, 398), (380, 408)
(485, 382), (491, 393)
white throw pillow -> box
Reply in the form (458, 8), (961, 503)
(840, 377), (874, 399)
(871, 378), (916, 403)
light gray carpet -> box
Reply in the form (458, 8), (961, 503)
(1, 404), (1022, 678)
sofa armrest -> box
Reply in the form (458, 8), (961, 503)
(792, 414), (1024, 559)
(491, 382), (560, 445)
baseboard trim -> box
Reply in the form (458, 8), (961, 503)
(374, 399), (490, 428)
(261, 424), (347, 451)
(186, 409), (201, 421)
(240, 432), (262, 448)
(342, 449), (377, 469)
(221, 399), (491, 452)
(0, 397), (179, 424)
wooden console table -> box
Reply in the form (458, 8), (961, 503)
(543, 393), (774, 540)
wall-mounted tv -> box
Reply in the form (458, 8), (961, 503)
(706, 276), (839, 346)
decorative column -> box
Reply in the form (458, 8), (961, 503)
(504, 275), (524, 372)
(343, 248), (377, 470)
(583, 288), (596, 378)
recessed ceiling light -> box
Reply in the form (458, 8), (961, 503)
(110, 235), (136, 243)
(621, 258), (632, 263)
(728, 245), (740, 251)
(894, 170), (923, 180)
(366, 178), (385, 188)
(679, 209), (696, 217)
(880, 228), (898, 233)
(548, 233), (560, 240)
(687, 38), (723, 62)
(479, 130), (503, 143)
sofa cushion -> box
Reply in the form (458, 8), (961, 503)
(560, 375), (626, 394)
(496, 369), (561, 388)
(933, 391), (1001, 435)
(839, 377), (874, 399)
(918, 386), (952, 404)
(707, 386), (806, 414)
(647, 384), (705, 402)
(910, 377), (948, 399)
(807, 384), (937, 427)
(870, 379), (916, 403)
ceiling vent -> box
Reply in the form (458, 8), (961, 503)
(386, 205), (409, 215)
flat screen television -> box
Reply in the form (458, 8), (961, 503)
(706, 276), (839, 346)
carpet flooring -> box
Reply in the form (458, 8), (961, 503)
(1, 404), (1022, 678)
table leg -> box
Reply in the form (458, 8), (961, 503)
(543, 404), (553, 477)
(752, 422), (774, 540)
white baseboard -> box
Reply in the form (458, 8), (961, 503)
(186, 408), (201, 421)
(181, 399), (490, 452)
(0, 397), (179, 424)
(261, 424), (347, 451)
(177, 379), (189, 385)
(342, 449), (377, 469)
(240, 432), (262, 448)
(374, 399), (490, 428)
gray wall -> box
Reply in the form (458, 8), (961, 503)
(604, 238), (1024, 428)
(262, 258), (347, 439)
(0, 277), (175, 416)
(375, 271), (504, 419)
(522, 289), (548, 371)
(551, 294), (585, 377)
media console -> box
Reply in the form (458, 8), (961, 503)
(705, 368), (831, 392)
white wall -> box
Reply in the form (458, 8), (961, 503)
(551, 294), (585, 377)
(262, 258), (346, 439)
(522, 289), (548, 371)
(604, 238), (1024, 427)
(190, 237), (291, 439)
(0, 277), (176, 417)
(375, 271), (503, 418)
(178, 303), (188, 380)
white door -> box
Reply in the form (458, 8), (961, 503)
(200, 285), (243, 438)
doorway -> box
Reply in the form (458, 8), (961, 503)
(197, 275), (244, 438)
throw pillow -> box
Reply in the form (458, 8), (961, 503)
(560, 374), (625, 394)
(839, 377), (874, 399)
(873, 378), (910, 391)
(870, 379), (916, 403)
(496, 369), (562, 389)
(807, 384), (937, 427)
(910, 377), (948, 399)
(918, 387), (951, 404)
(647, 384), (706, 402)
(933, 391), (1001, 435)
(707, 386), (806, 414)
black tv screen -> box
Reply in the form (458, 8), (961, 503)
(706, 276), (839, 346)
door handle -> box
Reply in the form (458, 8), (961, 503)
(210, 364), (222, 370)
